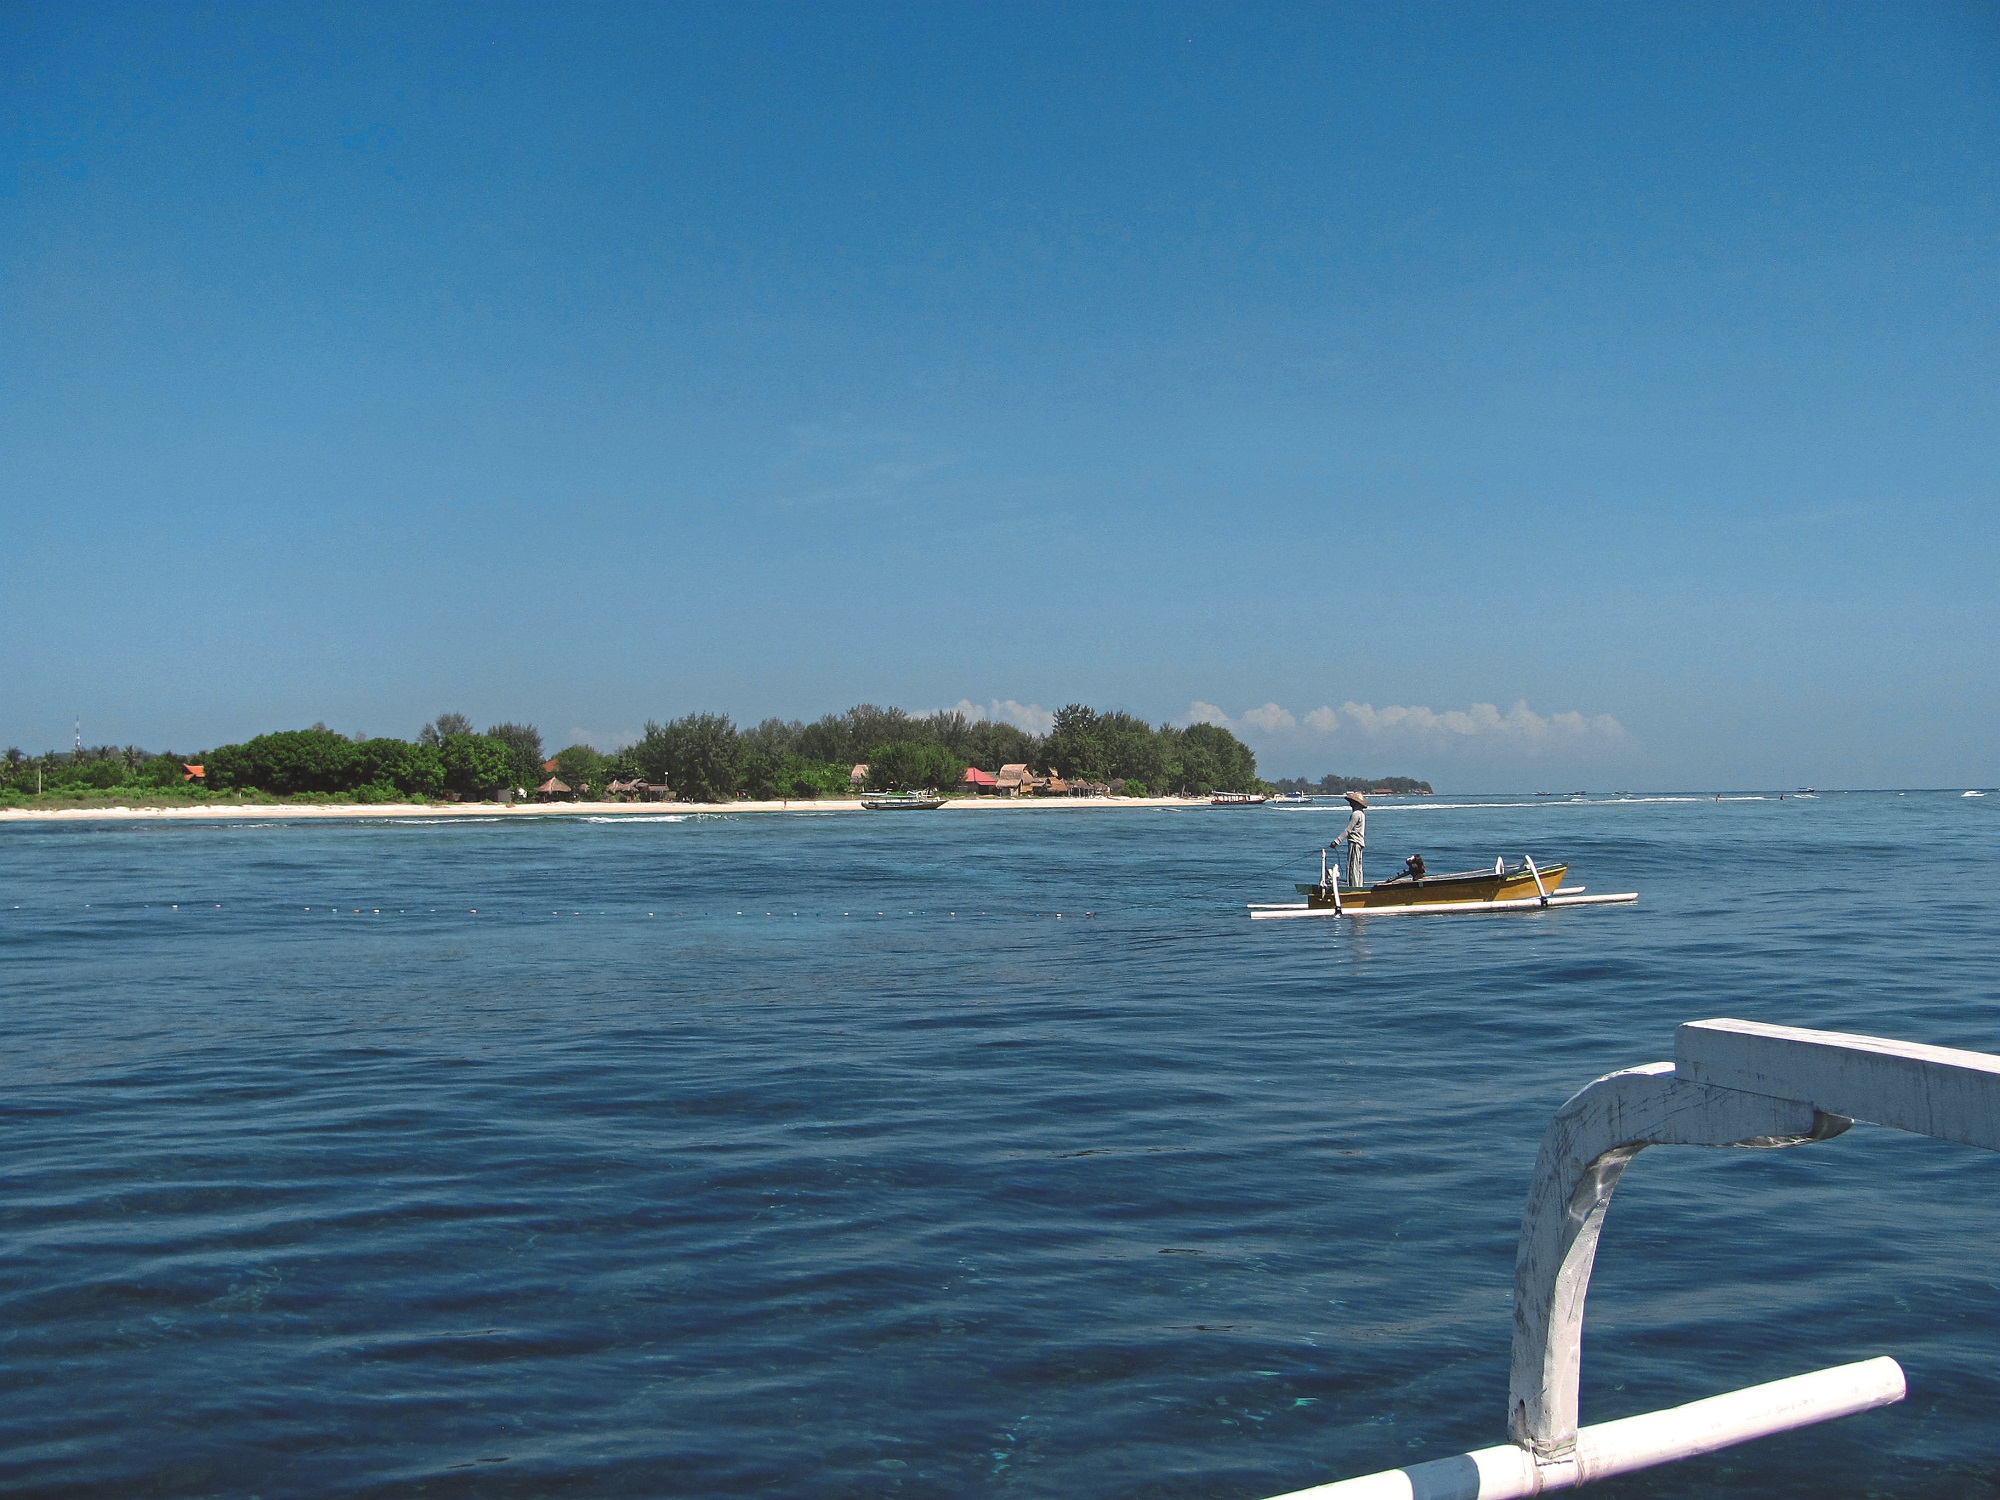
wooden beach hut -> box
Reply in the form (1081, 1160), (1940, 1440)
(535, 777), (574, 802)
(963, 766), (999, 794)
(995, 763), (1034, 797)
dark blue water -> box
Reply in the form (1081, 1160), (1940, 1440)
(4, 793), (1998, 1499)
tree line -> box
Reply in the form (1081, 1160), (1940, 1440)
(1, 704), (1273, 803)
(532, 703), (1265, 799)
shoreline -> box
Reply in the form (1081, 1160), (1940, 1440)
(0, 795), (1216, 823)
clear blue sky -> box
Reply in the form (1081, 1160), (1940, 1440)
(4, 1), (1995, 788)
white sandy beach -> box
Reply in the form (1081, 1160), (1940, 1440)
(0, 796), (1213, 823)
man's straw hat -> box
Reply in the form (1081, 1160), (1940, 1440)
(1344, 791), (1368, 808)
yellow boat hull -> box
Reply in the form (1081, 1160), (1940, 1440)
(1299, 863), (1569, 910)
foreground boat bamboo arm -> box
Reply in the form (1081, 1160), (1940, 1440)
(1248, 892), (1636, 919)
(1265, 1359), (1905, 1500)
(1257, 1019), (2000, 1498)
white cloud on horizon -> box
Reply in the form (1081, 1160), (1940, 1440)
(1182, 699), (1628, 752)
(937, 698), (1058, 735)
(567, 726), (639, 751)
(1239, 702), (1298, 733)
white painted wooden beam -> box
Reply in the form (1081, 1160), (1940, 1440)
(1265, 1357), (1904, 1500)
(1261, 1019), (2000, 1500)
(1506, 1063), (1849, 1456)
(1676, 1018), (2000, 1153)
(1247, 893), (1636, 921)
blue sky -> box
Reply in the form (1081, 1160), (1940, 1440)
(4, 1), (1995, 788)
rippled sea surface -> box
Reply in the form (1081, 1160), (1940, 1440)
(4, 792), (1999, 1498)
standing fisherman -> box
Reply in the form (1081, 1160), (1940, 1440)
(1332, 791), (1367, 888)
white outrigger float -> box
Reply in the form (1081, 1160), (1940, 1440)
(1260, 1018), (2000, 1499)
(1249, 853), (1637, 920)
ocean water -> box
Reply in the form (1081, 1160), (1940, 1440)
(3, 791), (1997, 1499)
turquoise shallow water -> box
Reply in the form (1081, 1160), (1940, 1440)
(3, 791), (1998, 1498)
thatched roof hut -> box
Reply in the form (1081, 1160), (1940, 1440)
(995, 763), (1034, 796)
(536, 777), (573, 802)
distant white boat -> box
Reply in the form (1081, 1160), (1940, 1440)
(1967, 790), (1987, 798)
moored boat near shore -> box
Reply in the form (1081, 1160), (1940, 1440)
(861, 793), (946, 810)
(1209, 791), (1270, 806)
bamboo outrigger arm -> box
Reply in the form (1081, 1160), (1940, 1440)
(1506, 1059), (1851, 1467)
(1266, 1019), (2000, 1499)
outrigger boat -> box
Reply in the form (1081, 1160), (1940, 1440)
(861, 793), (946, 810)
(1209, 791), (1271, 806)
(1248, 852), (1637, 920)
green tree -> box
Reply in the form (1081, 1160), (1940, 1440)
(418, 712), (474, 748)
(1043, 704), (1107, 780)
(739, 719), (806, 799)
(135, 754), (186, 788)
(483, 723), (545, 788)
(1098, 712), (1170, 787)
(778, 757), (853, 799)
(631, 713), (747, 801)
(959, 719), (1040, 772)
(440, 734), (514, 798)
(919, 709), (973, 748)
(796, 704), (920, 765)
(205, 728), (361, 794)
(353, 738), (444, 797)
(552, 744), (610, 797)
(865, 740), (964, 792)
(43, 758), (130, 790)
(1166, 722), (1258, 794)
(743, 717), (804, 758)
